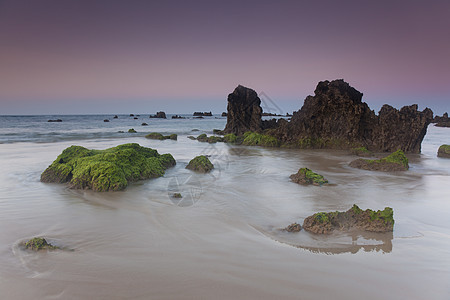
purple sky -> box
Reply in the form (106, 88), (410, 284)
(0, 0), (449, 115)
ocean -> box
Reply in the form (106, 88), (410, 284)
(0, 114), (449, 299)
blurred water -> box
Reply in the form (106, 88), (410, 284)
(0, 117), (449, 300)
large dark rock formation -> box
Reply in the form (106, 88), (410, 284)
(224, 80), (433, 153)
(223, 85), (262, 136)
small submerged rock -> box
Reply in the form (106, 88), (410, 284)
(285, 223), (301, 232)
(290, 168), (328, 186)
(302, 205), (394, 234)
(186, 155), (214, 173)
(437, 145), (450, 158)
(24, 237), (58, 251)
(349, 149), (408, 171)
(47, 119), (62, 122)
(128, 128), (137, 133)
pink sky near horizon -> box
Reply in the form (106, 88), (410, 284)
(0, 0), (449, 115)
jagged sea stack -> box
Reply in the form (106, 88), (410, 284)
(223, 79), (433, 153)
(223, 85), (262, 135)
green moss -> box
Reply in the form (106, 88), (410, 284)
(351, 204), (363, 214)
(197, 134), (208, 142)
(298, 168), (328, 185)
(242, 131), (279, 147)
(382, 150), (409, 169)
(314, 212), (330, 223)
(213, 129), (222, 134)
(145, 132), (165, 140)
(362, 150), (409, 170)
(353, 147), (370, 153)
(25, 237), (58, 251)
(368, 207), (394, 225)
(145, 132), (177, 141)
(128, 128), (137, 133)
(172, 193), (182, 198)
(438, 144), (450, 158)
(186, 155), (214, 173)
(41, 143), (175, 192)
(187, 136), (196, 140)
(224, 133), (237, 143)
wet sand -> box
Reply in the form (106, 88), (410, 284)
(1, 126), (450, 299)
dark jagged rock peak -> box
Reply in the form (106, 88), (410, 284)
(149, 111), (166, 119)
(433, 112), (450, 127)
(223, 79), (433, 153)
(223, 85), (262, 135)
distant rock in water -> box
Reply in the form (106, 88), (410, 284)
(104, 119), (110, 122)
(349, 150), (409, 171)
(113, 115), (118, 119)
(434, 113), (450, 127)
(221, 112), (227, 117)
(149, 111), (166, 119)
(223, 85), (262, 136)
(223, 80), (433, 153)
(438, 145), (450, 158)
(40, 143), (176, 192)
(172, 115), (185, 119)
(193, 112), (212, 117)
(48, 119), (62, 122)
(302, 205), (394, 234)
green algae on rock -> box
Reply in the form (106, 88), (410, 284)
(24, 237), (58, 251)
(41, 143), (176, 192)
(145, 133), (177, 140)
(437, 144), (450, 158)
(186, 155), (214, 173)
(128, 128), (137, 133)
(302, 205), (394, 234)
(349, 149), (409, 171)
(290, 168), (328, 186)
(242, 131), (279, 147)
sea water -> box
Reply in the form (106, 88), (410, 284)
(0, 114), (449, 299)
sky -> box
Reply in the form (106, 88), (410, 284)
(0, 0), (449, 115)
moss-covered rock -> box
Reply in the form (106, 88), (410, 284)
(145, 132), (177, 141)
(186, 155), (214, 173)
(145, 132), (165, 140)
(437, 144), (450, 158)
(290, 168), (328, 186)
(302, 205), (394, 234)
(242, 131), (279, 147)
(172, 193), (182, 198)
(128, 128), (137, 133)
(24, 237), (58, 251)
(41, 143), (176, 192)
(224, 133), (238, 143)
(196, 134), (208, 142)
(349, 149), (409, 171)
